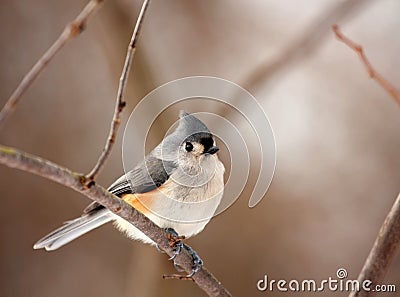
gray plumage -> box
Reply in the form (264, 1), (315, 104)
(33, 111), (224, 250)
(33, 209), (112, 251)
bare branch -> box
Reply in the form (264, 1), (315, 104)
(0, 144), (232, 297)
(0, 0), (104, 126)
(349, 193), (400, 297)
(240, 0), (375, 93)
(333, 24), (400, 106)
(0, 1), (230, 296)
(216, 0), (375, 119)
(85, 0), (150, 182)
(332, 25), (400, 297)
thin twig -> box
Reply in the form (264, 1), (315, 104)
(0, 0), (104, 126)
(349, 193), (400, 297)
(85, 0), (150, 183)
(216, 0), (374, 118)
(163, 274), (195, 281)
(332, 24), (400, 106)
(332, 25), (400, 297)
(240, 0), (375, 93)
(0, 144), (232, 297)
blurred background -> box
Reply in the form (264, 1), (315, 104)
(1, 0), (399, 296)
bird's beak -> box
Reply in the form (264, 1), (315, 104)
(204, 146), (219, 155)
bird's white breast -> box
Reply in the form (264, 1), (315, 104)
(112, 156), (225, 244)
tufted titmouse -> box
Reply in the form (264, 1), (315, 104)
(34, 111), (225, 273)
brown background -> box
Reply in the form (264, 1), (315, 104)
(0, 0), (399, 296)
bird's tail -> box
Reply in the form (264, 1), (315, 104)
(33, 209), (113, 251)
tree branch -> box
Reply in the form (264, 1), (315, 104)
(240, 0), (375, 93)
(0, 0), (104, 126)
(216, 0), (374, 119)
(332, 24), (400, 106)
(0, 1), (232, 295)
(349, 193), (400, 297)
(332, 25), (400, 297)
(0, 144), (232, 297)
(86, 0), (150, 182)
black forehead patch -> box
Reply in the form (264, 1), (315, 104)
(184, 132), (214, 153)
(200, 137), (214, 151)
(185, 132), (213, 146)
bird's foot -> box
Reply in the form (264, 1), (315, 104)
(155, 244), (165, 253)
(163, 228), (203, 278)
(165, 228), (185, 261)
(182, 243), (203, 277)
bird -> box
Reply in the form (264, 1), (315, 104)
(33, 111), (225, 274)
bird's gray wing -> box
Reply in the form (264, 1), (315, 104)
(83, 157), (176, 214)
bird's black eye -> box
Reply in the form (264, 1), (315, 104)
(185, 142), (193, 152)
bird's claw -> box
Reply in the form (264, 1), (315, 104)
(183, 243), (203, 277)
(173, 261), (185, 272)
(168, 241), (183, 261)
(165, 228), (185, 260)
(165, 227), (180, 239)
(164, 228), (203, 277)
(156, 244), (165, 253)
